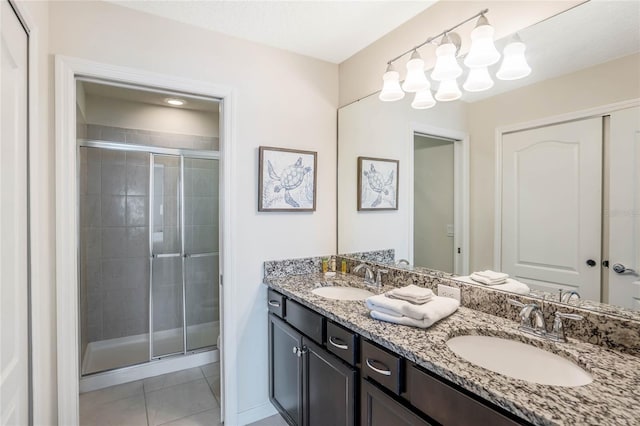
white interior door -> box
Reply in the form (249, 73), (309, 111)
(608, 107), (640, 310)
(0, 0), (30, 424)
(501, 118), (602, 299)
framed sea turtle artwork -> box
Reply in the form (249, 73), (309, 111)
(357, 156), (399, 211)
(259, 146), (317, 212)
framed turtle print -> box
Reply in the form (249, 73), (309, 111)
(357, 156), (399, 211)
(259, 146), (317, 212)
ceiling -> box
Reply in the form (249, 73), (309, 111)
(106, 0), (436, 64)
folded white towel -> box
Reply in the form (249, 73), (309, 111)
(366, 294), (459, 321)
(386, 285), (434, 304)
(456, 276), (530, 295)
(368, 296), (459, 328)
(470, 273), (507, 285)
(474, 270), (509, 281)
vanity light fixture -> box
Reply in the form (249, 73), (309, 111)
(378, 9), (531, 109)
(165, 98), (186, 106)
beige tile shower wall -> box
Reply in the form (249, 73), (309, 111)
(338, 1), (581, 107)
(467, 53), (640, 271)
(87, 124), (219, 151)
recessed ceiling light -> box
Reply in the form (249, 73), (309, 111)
(165, 98), (186, 106)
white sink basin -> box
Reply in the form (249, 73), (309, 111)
(311, 286), (374, 301)
(446, 335), (593, 387)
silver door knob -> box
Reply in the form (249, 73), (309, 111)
(612, 263), (636, 274)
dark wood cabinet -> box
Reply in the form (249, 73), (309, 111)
(303, 338), (356, 426)
(360, 378), (432, 426)
(269, 306), (356, 426)
(269, 314), (303, 426)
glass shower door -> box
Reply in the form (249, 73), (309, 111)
(184, 157), (219, 351)
(150, 154), (184, 358)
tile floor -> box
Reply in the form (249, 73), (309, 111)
(80, 362), (288, 426)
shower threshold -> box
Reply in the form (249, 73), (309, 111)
(82, 321), (219, 375)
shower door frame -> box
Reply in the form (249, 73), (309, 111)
(78, 140), (220, 363)
(55, 56), (238, 426)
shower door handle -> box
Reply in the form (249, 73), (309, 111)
(151, 253), (181, 259)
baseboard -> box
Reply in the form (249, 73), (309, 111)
(237, 401), (278, 425)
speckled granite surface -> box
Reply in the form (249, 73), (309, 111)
(338, 255), (640, 356)
(264, 272), (640, 426)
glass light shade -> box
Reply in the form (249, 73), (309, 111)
(411, 89), (436, 109)
(464, 17), (500, 68)
(497, 40), (531, 80)
(463, 67), (494, 92)
(378, 65), (405, 102)
(431, 42), (462, 81)
(402, 51), (430, 93)
(435, 79), (462, 102)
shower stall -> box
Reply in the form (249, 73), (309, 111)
(78, 141), (220, 376)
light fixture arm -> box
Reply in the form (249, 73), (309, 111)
(386, 8), (489, 65)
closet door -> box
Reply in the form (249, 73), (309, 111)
(608, 107), (640, 310)
(501, 118), (602, 299)
(0, 0), (29, 423)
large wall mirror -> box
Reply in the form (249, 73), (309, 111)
(338, 1), (640, 313)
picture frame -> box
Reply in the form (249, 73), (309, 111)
(357, 156), (399, 211)
(259, 146), (317, 212)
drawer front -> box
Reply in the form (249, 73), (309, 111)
(267, 289), (285, 318)
(285, 299), (325, 344)
(326, 321), (358, 366)
(361, 340), (403, 395)
(409, 365), (522, 426)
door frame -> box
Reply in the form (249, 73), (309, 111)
(408, 123), (469, 275)
(494, 98), (640, 271)
(4, 0), (39, 423)
(54, 56), (237, 425)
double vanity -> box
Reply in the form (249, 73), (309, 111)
(264, 255), (640, 426)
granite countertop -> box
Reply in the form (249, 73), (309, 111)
(265, 272), (640, 426)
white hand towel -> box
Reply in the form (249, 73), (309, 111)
(386, 285), (434, 304)
(368, 296), (459, 328)
(470, 273), (507, 285)
(456, 276), (530, 295)
(366, 294), (459, 321)
(474, 270), (509, 281)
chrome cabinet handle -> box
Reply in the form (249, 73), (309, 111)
(365, 358), (391, 376)
(268, 300), (281, 307)
(328, 336), (348, 350)
(612, 263), (637, 275)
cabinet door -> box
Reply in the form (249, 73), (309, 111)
(361, 379), (432, 426)
(303, 338), (356, 426)
(269, 314), (303, 425)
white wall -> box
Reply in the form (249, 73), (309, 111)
(414, 136), (454, 272)
(85, 95), (220, 137)
(30, 1), (338, 424)
(338, 93), (466, 260)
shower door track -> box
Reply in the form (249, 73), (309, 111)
(78, 139), (220, 160)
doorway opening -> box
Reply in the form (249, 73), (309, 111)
(76, 79), (221, 387)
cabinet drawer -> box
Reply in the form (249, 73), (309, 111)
(267, 289), (285, 318)
(326, 321), (358, 366)
(285, 299), (325, 344)
(361, 340), (403, 395)
(409, 365), (522, 426)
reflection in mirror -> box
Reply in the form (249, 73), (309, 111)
(337, 1), (640, 315)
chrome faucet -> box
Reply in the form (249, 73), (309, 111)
(353, 263), (375, 286)
(375, 269), (388, 286)
(559, 289), (581, 303)
(509, 298), (582, 342)
(509, 299), (546, 336)
(396, 259), (410, 267)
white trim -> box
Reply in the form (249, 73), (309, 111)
(493, 98), (640, 271)
(237, 402), (278, 426)
(409, 123), (469, 275)
(54, 56), (237, 425)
